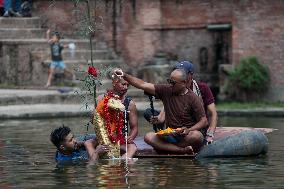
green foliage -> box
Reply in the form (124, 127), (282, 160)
(75, 66), (113, 111)
(227, 56), (270, 101)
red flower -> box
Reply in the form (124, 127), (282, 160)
(88, 66), (98, 77)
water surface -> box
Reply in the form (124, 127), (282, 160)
(0, 116), (283, 189)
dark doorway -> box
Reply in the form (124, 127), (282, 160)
(206, 24), (232, 101)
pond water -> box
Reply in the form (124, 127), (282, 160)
(0, 116), (283, 189)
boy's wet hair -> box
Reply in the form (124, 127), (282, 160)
(50, 125), (71, 149)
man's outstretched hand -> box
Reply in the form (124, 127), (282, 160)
(112, 68), (124, 79)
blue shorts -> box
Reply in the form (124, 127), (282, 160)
(50, 61), (66, 69)
(159, 133), (184, 144)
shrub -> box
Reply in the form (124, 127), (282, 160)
(227, 56), (270, 101)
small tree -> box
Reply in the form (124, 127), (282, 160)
(227, 56), (270, 101)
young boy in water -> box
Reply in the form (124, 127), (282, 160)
(50, 126), (109, 162)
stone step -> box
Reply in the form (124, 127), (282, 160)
(0, 38), (109, 50)
(60, 39), (109, 50)
(0, 88), (151, 106)
(1, 103), (283, 120)
(0, 28), (45, 39)
(0, 104), (91, 119)
(0, 17), (41, 28)
(0, 37), (120, 87)
(0, 101), (164, 119)
(63, 50), (114, 60)
(42, 59), (122, 71)
(41, 49), (114, 61)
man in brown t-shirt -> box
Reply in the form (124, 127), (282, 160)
(147, 61), (218, 144)
(113, 68), (208, 154)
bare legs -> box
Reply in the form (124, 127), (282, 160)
(45, 68), (54, 87)
(144, 131), (204, 154)
(45, 68), (74, 87)
(120, 143), (137, 159)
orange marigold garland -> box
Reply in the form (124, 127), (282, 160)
(101, 91), (125, 144)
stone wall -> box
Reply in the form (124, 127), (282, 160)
(109, 0), (284, 101)
(22, 0), (284, 101)
(231, 1), (284, 101)
(33, 0), (87, 38)
(0, 40), (49, 86)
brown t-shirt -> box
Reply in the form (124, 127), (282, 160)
(155, 84), (206, 129)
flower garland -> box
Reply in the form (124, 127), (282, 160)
(88, 66), (98, 77)
(102, 91), (125, 144)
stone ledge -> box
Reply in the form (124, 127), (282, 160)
(0, 102), (164, 120)
(217, 109), (284, 117)
(0, 88), (148, 106)
(0, 102), (283, 120)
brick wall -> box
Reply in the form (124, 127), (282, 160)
(33, 0), (105, 39)
(112, 0), (284, 101)
(231, 1), (284, 100)
(32, 0), (284, 101)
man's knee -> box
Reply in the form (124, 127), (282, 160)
(188, 130), (204, 143)
(186, 130), (204, 151)
(144, 132), (156, 145)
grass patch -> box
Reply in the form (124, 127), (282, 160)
(216, 102), (284, 109)
(0, 84), (19, 89)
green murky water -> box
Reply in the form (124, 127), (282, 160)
(0, 116), (283, 189)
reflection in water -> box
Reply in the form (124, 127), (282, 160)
(93, 160), (131, 188)
(52, 159), (135, 188)
(144, 159), (219, 188)
(0, 139), (11, 189)
(0, 117), (283, 188)
(198, 157), (270, 188)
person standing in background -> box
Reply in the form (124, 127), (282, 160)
(3, 0), (22, 17)
(45, 29), (73, 87)
(0, 0), (4, 16)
